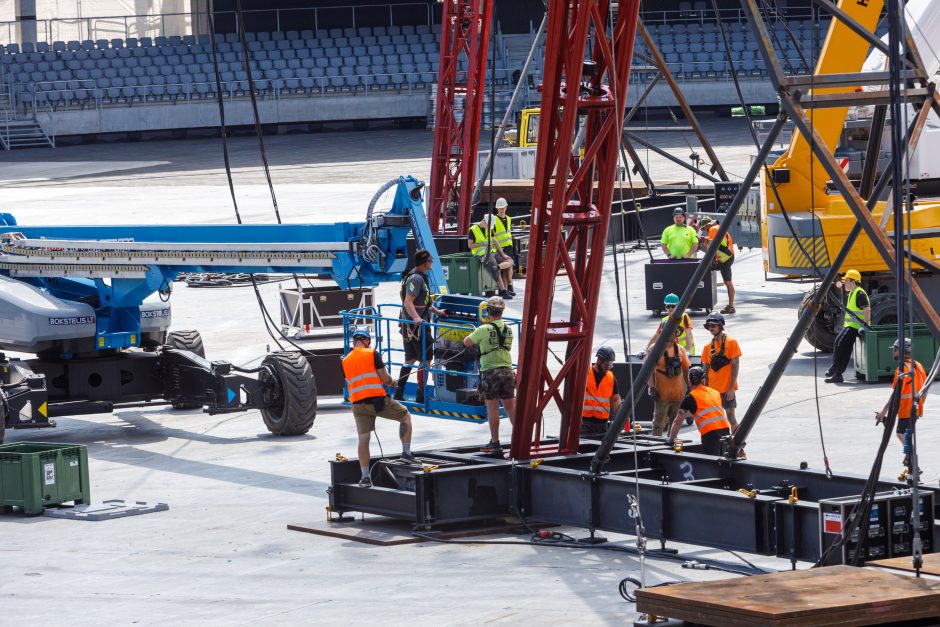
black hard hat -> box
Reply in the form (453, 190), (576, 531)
(673, 207), (686, 216)
(689, 365), (706, 386)
(704, 311), (726, 329)
(596, 346), (616, 362)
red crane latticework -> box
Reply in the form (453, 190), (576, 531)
(510, 0), (642, 460)
(428, 0), (493, 235)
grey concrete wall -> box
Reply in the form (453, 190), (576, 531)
(39, 92), (429, 136)
(626, 77), (777, 108)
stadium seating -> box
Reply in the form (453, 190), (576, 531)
(0, 23), (512, 110)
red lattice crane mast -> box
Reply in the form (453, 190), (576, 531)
(511, 0), (642, 460)
(428, 0), (493, 234)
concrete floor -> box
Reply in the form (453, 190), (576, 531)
(0, 117), (935, 625)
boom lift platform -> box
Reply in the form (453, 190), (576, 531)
(0, 176), (478, 442)
(327, 0), (940, 571)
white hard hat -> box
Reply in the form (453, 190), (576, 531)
(495, 197), (508, 209)
(482, 214), (495, 228)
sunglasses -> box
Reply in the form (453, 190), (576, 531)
(665, 304), (676, 309)
(705, 323), (721, 329)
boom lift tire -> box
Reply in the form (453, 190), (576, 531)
(259, 352), (317, 436)
(165, 330), (206, 409)
(165, 330), (206, 358)
(799, 288), (840, 353)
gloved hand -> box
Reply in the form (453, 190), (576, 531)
(648, 387), (660, 401)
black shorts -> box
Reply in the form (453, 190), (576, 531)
(479, 367), (516, 400)
(402, 323), (432, 363)
(700, 428), (731, 455)
(897, 416), (919, 435)
(717, 256), (733, 282)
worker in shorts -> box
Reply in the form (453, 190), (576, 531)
(463, 295), (516, 455)
(395, 249), (447, 404)
(876, 337), (928, 474)
(492, 197), (516, 296)
(668, 365), (732, 455)
(580, 346), (622, 438)
(701, 311), (741, 431)
(469, 214), (514, 299)
(698, 217), (736, 314)
(647, 324), (691, 437)
(342, 327), (418, 488)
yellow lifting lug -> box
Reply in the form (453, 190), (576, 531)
(633, 422), (643, 431)
(422, 464), (439, 473)
(673, 441), (684, 454)
(738, 488), (757, 499)
(530, 458), (544, 468)
(788, 487), (799, 504)
(325, 505), (334, 521)
(335, 453), (348, 462)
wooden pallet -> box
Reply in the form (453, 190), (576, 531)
(636, 565), (940, 626)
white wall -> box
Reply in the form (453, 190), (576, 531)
(1, 0), (196, 43)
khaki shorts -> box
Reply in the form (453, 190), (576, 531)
(352, 397), (410, 434)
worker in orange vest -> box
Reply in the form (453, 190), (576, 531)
(667, 365), (732, 455)
(698, 216), (736, 314)
(876, 337), (928, 473)
(580, 346), (623, 437)
(342, 327), (417, 488)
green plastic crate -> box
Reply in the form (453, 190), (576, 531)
(0, 442), (91, 515)
(440, 252), (499, 296)
(854, 324), (939, 383)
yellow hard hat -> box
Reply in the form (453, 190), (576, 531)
(842, 269), (862, 282)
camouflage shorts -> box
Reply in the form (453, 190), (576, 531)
(479, 367), (516, 400)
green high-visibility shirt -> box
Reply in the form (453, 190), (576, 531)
(661, 224), (698, 258)
(468, 320), (513, 372)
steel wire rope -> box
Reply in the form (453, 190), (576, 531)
(806, 1), (833, 478)
(604, 1), (649, 599)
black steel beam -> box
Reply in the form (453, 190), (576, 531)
(624, 132), (720, 183)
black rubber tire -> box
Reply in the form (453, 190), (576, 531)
(799, 288), (840, 353)
(165, 330), (206, 358)
(259, 352), (317, 436)
(165, 330), (206, 409)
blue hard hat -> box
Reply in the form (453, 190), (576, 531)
(352, 327), (371, 340)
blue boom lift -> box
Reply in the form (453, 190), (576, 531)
(0, 176), (485, 442)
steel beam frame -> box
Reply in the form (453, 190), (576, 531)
(512, 0), (642, 459)
(428, 0), (493, 234)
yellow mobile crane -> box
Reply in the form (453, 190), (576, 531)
(761, 0), (940, 350)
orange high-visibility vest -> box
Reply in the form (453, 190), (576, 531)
(583, 369), (615, 419)
(689, 385), (731, 436)
(342, 347), (386, 403)
(895, 359), (927, 419)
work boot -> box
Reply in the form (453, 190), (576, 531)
(824, 374), (844, 384)
(401, 451), (418, 464)
(507, 284), (516, 296)
(824, 368), (834, 378)
(499, 289), (513, 300)
(720, 305), (736, 314)
(358, 475), (373, 488)
(481, 440), (504, 456)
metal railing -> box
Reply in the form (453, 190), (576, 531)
(0, 4), (433, 47)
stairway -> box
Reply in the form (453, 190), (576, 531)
(0, 79), (54, 150)
(0, 119), (54, 150)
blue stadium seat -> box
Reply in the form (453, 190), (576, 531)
(301, 30), (314, 39)
(329, 28), (343, 38)
(416, 24), (429, 35)
(359, 26), (372, 37)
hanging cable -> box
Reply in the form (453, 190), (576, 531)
(206, 6), (242, 225)
(234, 0), (281, 224)
(712, 0), (834, 473)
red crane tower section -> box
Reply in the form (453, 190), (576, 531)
(511, 0), (642, 460)
(428, 0), (493, 234)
